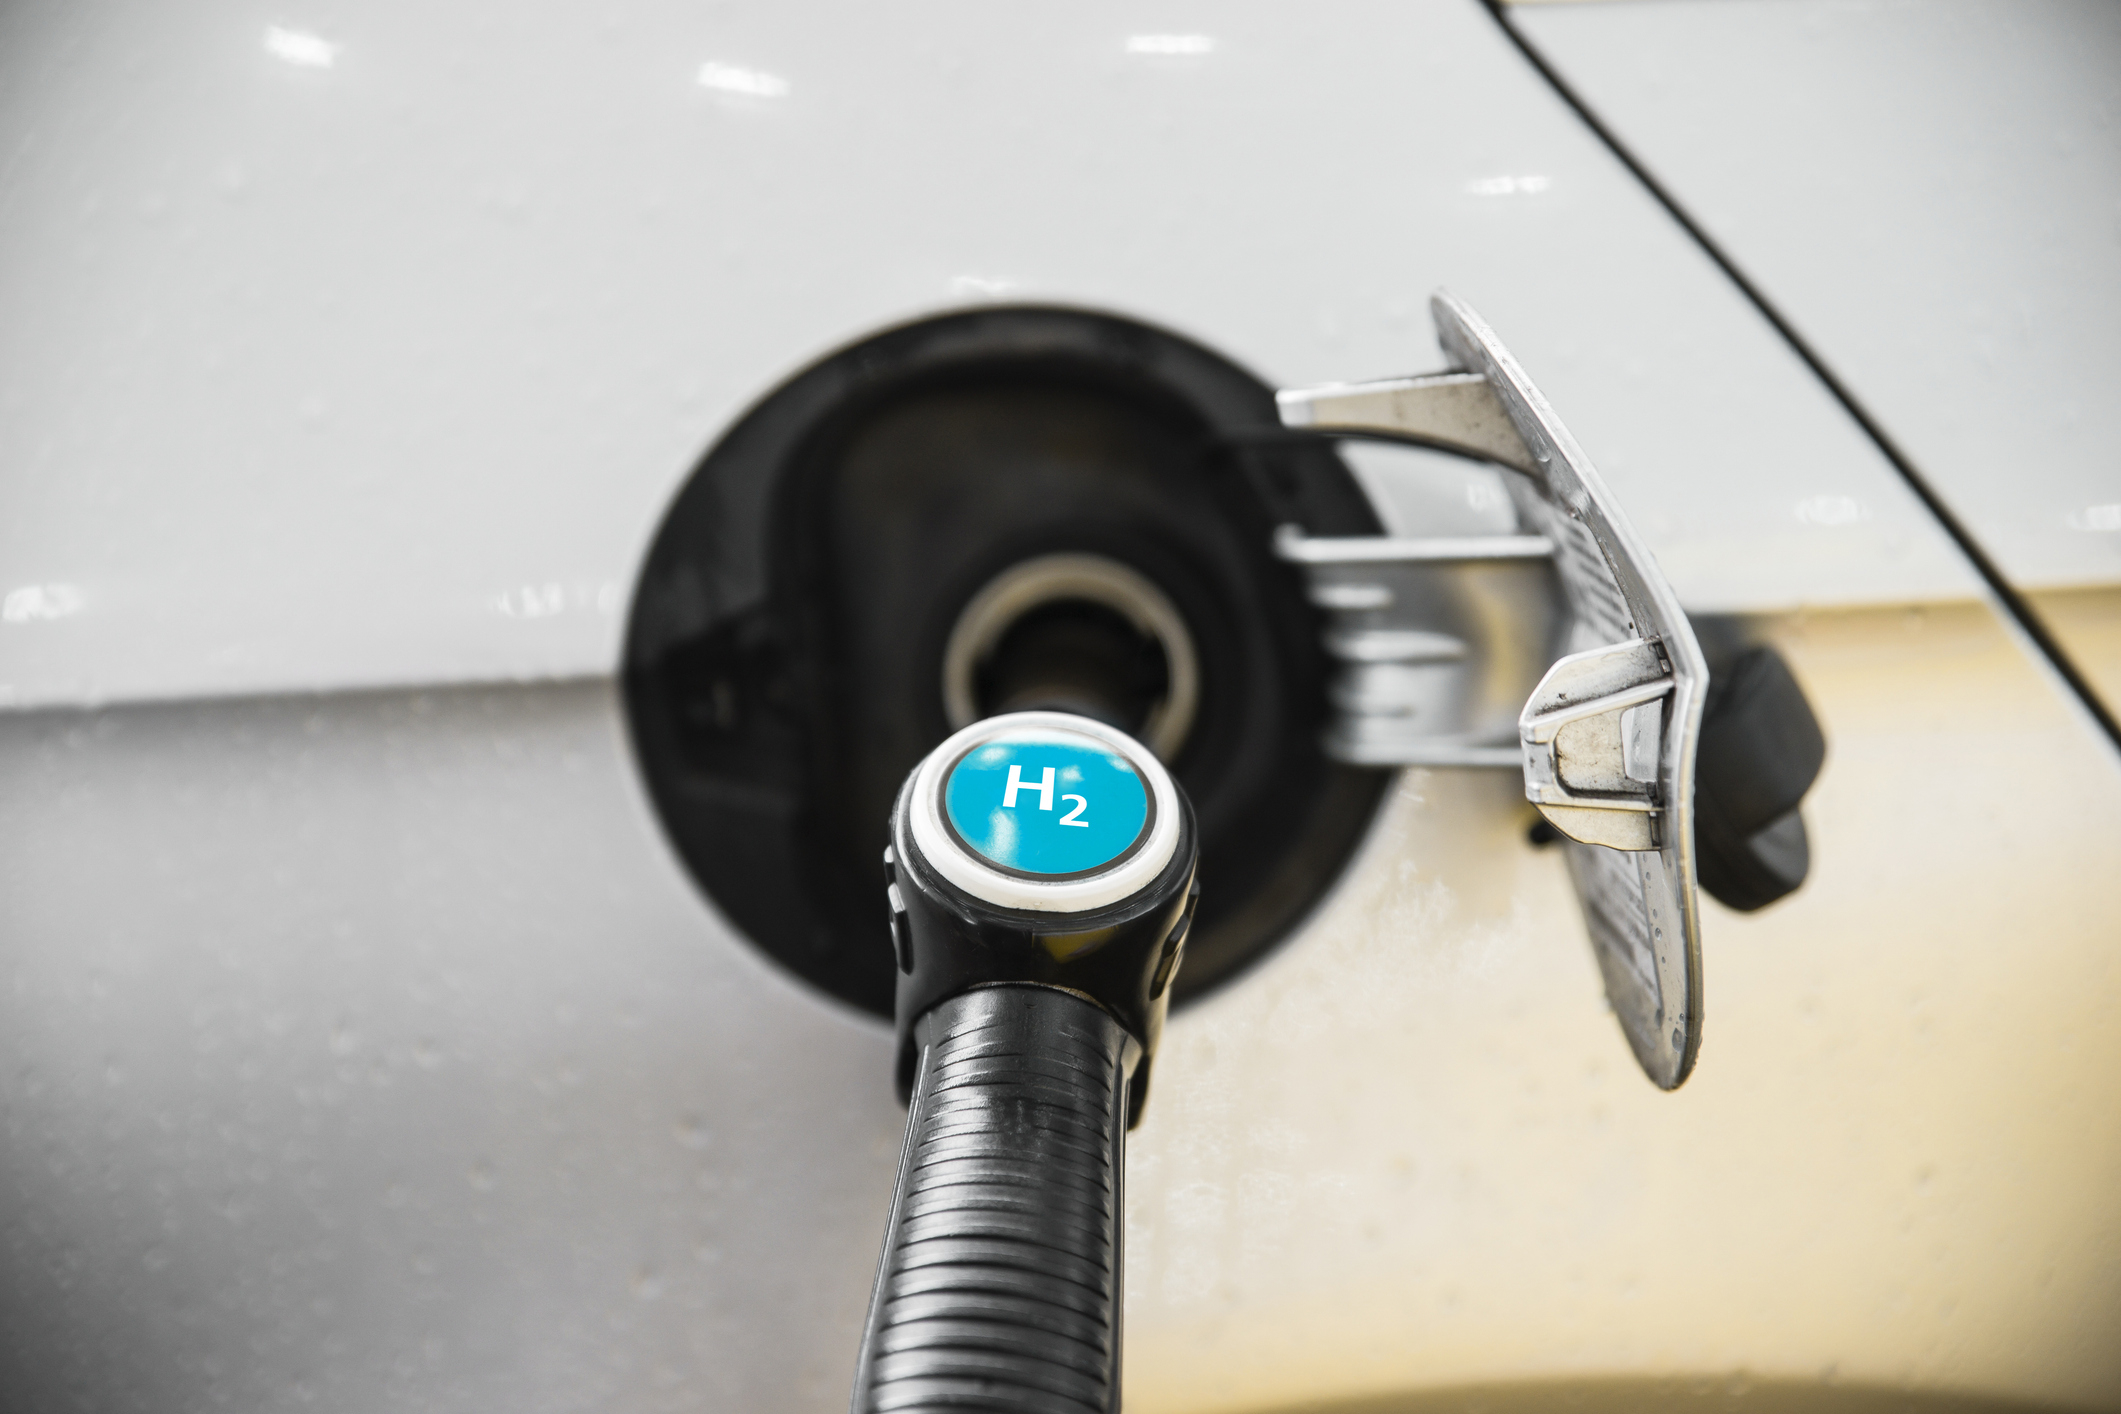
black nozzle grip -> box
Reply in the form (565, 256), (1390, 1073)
(851, 985), (1136, 1414)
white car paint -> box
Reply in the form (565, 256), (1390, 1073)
(0, 0), (1972, 710)
(1516, 0), (2121, 593)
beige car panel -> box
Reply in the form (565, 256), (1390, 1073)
(2026, 586), (2121, 727)
(1124, 600), (2121, 1412)
(6, 600), (2107, 1410)
(1251, 1380), (2058, 1414)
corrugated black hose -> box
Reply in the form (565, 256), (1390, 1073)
(852, 985), (1134, 1414)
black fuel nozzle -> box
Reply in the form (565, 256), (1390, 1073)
(852, 711), (1199, 1414)
(882, 710), (1200, 1121)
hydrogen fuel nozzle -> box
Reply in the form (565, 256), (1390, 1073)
(850, 710), (1199, 1414)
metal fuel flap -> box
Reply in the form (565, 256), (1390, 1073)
(1277, 292), (1708, 1090)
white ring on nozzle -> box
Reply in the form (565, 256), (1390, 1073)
(906, 711), (1181, 914)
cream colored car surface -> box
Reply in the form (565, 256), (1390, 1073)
(1128, 602), (2121, 1410)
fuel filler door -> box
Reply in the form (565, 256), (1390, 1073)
(1278, 293), (1708, 1089)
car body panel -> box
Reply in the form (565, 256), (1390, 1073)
(1514, 0), (2121, 707)
(0, 0), (1975, 710)
(0, 682), (905, 1411)
(2026, 584), (2121, 713)
(3, 605), (2119, 1410)
(1128, 599), (2121, 1410)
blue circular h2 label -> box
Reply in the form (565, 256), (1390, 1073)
(943, 729), (1151, 879)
